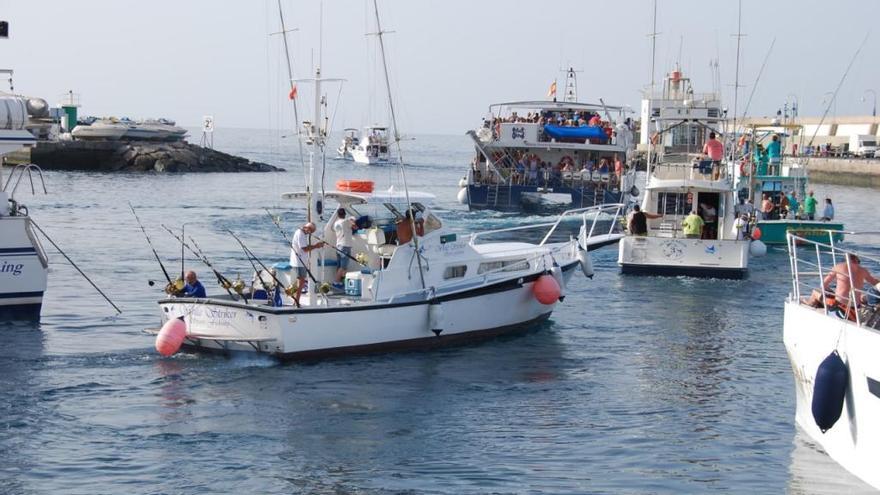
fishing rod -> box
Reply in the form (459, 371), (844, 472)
(128, 203), (179, 293)
(264, 208), (367, 268)
(29, 220), (122, 314)
(225, 229), (318, 307)
(158, 225), (244, 301)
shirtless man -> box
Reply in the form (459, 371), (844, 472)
(807, 254), (879, 309)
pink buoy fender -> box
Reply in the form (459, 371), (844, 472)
(156, 316), (187, 356)
(532, 273), (561, 305)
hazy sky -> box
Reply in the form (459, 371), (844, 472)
(3, 0), (878, 134)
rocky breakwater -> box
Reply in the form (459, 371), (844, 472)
(29, 140), (281, 172)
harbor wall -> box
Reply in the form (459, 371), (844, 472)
(805, 157), (880, 188)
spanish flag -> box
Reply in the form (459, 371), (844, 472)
(547, 80), (557, 99)
(288, 83), (298, 100)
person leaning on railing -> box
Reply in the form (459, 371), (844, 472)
(805, 254), (880, 316)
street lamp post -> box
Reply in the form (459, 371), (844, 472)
(863, 89), (877, 117)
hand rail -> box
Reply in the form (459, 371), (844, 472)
(468, 203), (625, 246)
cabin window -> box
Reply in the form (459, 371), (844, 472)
(656, 192), (692, 216)
(443, 265), (467, 280)
(478, 259), (529, 274)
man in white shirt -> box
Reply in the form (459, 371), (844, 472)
(290, 222), (324, 305)
(333, 208), (356, 285)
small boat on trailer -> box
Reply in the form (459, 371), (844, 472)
(783, 231), (880, 489)
(155, 195), (624, 359)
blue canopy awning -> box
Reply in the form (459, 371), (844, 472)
(543, 124), (608, 142)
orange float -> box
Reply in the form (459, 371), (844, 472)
(532, 274), (561, 305)
(336, 179), (374, 193)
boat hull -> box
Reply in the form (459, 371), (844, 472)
(756, 220), (845, 245)
(0, 216), (48, 321)
(783, 301), (880, 490)
(618, 235), (750, 279)
(158, 263), (577, 359)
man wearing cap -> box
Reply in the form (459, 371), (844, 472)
(290, 222), (325, 305)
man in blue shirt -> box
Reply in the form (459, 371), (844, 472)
(183, 270), (207, 298)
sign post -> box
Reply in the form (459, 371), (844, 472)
(200, 115), (214, 149)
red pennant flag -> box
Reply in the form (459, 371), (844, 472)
(288, 84), (298, 100)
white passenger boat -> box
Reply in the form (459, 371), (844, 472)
(351, 125), (397, 165)
(783, 232), (880, 490)
(0, 94), (48, 320)
(618, 66), (752, 279)
(459, 68), (636, 212)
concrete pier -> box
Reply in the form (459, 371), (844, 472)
(805, 157), (880, 188)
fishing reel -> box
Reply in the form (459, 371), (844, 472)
(318, 282), (332, 295)
(164, 278), (185, 295)
(355, 252), (369, 265)
(284, 285), (297, 298)
(231, 276), (246, 294)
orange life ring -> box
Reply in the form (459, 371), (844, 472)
(336, 179), (374, 193)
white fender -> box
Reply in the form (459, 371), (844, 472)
(428, 301), (444, 336)
(456, 187), (468, 205)
(749, 239), (767, 257)
(458, 176), (468, 188)
(577, 246), (594, 279)
(550, 262), (565, 300)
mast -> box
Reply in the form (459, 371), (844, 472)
(731, 0), (743, 164)
(370, 0), (425, 290)
(274, 0), (308, 184)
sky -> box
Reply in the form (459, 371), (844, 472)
(2, 0), (878, 135)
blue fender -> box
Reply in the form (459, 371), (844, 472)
(811, 350), (848, 433)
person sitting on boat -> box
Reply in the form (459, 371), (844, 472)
(333, 208), (356, 287)
(702, 132), (724, 178)
(766, 134), (782, 175)
(806, 254), (880, 314)
(290, 222), (325, 306)
(803, 191), (818, 220)
(822, 198), (835, 221)
(682, 210), (704, 239)
(628, 205), (662, 236)
(182, 270), (206, 298)
(396, 209), (424, 245)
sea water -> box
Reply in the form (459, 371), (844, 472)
(1, 129), (878, 493)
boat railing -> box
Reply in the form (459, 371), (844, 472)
(787, 231), (880, 328)
(2, 163), (48, 200)
(651, 157), (731, 182)
(468, 203), (625, 247)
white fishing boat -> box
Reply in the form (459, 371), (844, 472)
(783, 232), (880, 490)
(151, 1), (624, 359)
(459, 68), (637, 212)
(617, 65), (753, 279)
(350, 125), (397, 165)
(70, 118), (128, 140)
(336, 127), (359, 160)
(0, 95), (48, 320)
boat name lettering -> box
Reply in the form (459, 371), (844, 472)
(206, 308), (237, 320)
(0, 262), (24, 276)
(661, 240), (686, 260)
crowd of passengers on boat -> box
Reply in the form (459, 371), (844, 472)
(473, 150), (627, 188)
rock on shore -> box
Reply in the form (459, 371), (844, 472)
(29, 140), (282, 172)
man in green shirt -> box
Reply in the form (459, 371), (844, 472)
(682, 210), (705, 238)
(803, 190), (818, 220)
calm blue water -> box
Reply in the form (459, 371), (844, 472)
(2, 130), (879, 494)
